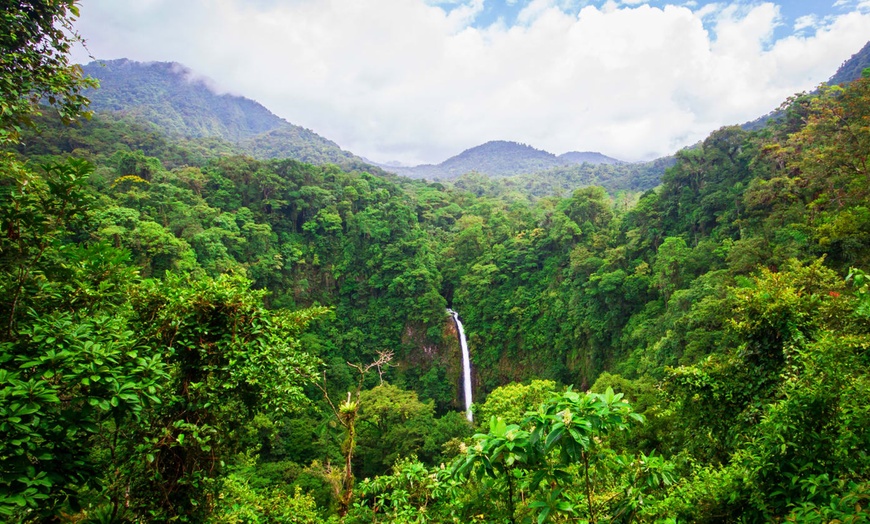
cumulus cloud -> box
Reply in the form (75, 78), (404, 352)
(71, 1), (870, 164)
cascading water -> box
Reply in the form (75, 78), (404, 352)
(448, 309), (473, 422)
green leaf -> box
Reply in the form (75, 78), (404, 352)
(545, 425), (565, 451)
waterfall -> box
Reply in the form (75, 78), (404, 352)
(448, 309), (473, 422)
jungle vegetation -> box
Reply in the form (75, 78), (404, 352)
(2, 2), (869, 522)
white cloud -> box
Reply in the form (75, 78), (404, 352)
(794, 14), (819, 32)
(694, 3), (722, 19)
(835, 0), (870, 9)
(71, 1), (870, 165)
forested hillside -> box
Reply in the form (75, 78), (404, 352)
(82, 59), (288, 141)
(744, 38), (870, 131)
(829, 40), (870, 86)
(383, 140), (655, 188)
(81, 61), (668, 192)
(2, 4), (870, 523)
(82, 59), (372, 168)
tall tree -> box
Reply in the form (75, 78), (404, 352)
(1, 0), (95, 143)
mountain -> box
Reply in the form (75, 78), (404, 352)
(81, 59), (367, 167)
(557, 151), (622, 165)
(745, 39), (870, 130)
(418, 39), (870, 183)
(829, 40), (870, 86)
(82, 59), (286, 141)
(439, 140), (559, 177)
(81, 60), (654, 189)
(81, 59), (661, 191)
(387, 140), (625, 180)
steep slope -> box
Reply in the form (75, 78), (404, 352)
(81, 59), (366, 167)
(828, 40), (870, 86)
(82, 59), (285, 141)
(745, 39), (870, 130)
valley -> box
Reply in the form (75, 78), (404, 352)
(2, 3), (870, 522)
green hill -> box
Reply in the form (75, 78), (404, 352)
(745, 39), (870, 130)
(391, 140), (628, 180)
(81, 59), (370, 168)
(829, 40), (870, 85)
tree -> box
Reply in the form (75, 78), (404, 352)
(308, 351), (395, 516)
(0, 156), (94, 335)
(355, 384), (435, 478)
(652, 236), (692, 302)
(0, 0), (95, 143)
(125, 273), (327, 520)
(476, 380), (557, 424)
(0, 159), (168, 519)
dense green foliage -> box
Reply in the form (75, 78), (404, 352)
(3, 10), (870, 521)
(0, 0), (94, 143)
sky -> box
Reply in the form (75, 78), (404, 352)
(70, 1), (870, 165)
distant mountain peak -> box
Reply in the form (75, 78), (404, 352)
(743, 40), (870, 131)
(443, 141), (557, 170)
(382, 140), (624, 180)
(462, 140), (552, 153)
(557, 151), (622, 165)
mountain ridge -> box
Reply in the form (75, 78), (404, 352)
(80, 59), (633, 185)
(80, 41), (870, 185)
(81, 59), (371, 168)
(82, 59), (286, 141)
(829, 40), (870, 86)
(743, 39), (870, 131)
(383, 140), (625, 180)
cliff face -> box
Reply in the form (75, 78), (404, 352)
(398, 315), (472, 413)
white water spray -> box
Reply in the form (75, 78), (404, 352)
(448, 309), (473, 422)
